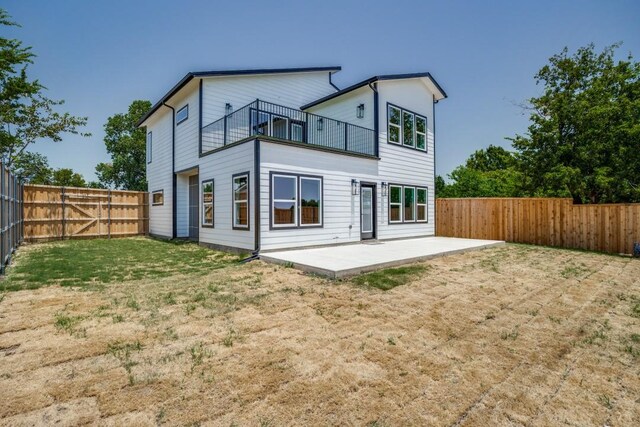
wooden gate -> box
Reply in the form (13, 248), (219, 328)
(23, 185), (148, 241)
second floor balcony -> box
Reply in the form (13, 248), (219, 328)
(201, 100), (377, 157)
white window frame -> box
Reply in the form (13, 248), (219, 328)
(402, 111), (415, 148)
(416, 187), (428, 222)
(233, 173), (249, 229)
(201, 179), (214, 227)
(176, 104), (189, 125)
(403, 186), (416, 222)
(299, 176), (322, 227)
(271, 174), (298, 228)
(146, 131), (152, 164)
(151, 189), (163, 206)
(388, 105), (402, 144)
(389, 185), (403, 223)
(415, 116), (427, 151)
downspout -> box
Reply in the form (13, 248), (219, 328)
(162, 102), (176, 239)
(241, 138), (261, 263)
(433, 95), (437, 234)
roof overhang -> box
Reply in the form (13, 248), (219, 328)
(301, 72), (447, 110)
(136, 66), (341, 127)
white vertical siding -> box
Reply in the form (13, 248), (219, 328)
(305, 85), (375, 129)
(198, 142), (255, 251)
(175, 174), (190, 237)
(145, 110), (173, 238)
(201, 72), (336, 126)
(376, 79), (436, 239)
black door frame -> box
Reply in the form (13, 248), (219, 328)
(360, 182), (376, 240)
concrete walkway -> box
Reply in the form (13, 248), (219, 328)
(260, 236), (504, 278)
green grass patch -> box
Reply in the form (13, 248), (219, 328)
(1, 237), (242, 292)
(351, 265), (430, 291)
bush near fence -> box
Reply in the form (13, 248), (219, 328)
(23, 185), (148, 241)
(436, 198), (640, 255)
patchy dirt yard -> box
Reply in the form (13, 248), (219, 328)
(0, 240), (639, 426)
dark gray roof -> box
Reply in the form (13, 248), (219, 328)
(137, 66), (341, 126)
(300, 72), (447, 110)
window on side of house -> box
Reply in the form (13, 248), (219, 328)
(403, 111), (415, 148)
(146, 131), (152, 164)
(272, 175), (297, 227)
(404, 186), (416, 221)
(152, 190), (164, 206)
(388, 105), (401, 144)
(416, 188), (428, 222)
(233, 173), (249, 229)
(389, 185), (402, 223)
(300, 177), (321, 226)
(176, 105), (189, 125)
(202, 180), (214, 227)
(416, 116), (427, 151)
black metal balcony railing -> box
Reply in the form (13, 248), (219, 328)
(201, 100), (376, 157)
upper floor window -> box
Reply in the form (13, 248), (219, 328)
(387, 104), (427, 152)
(176, 104), (189, 125)
(146, 131), (152, 164)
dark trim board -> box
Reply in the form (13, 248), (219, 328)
(254, 140), (260, 251)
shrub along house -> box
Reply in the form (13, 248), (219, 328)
(137, 66), (447, 253)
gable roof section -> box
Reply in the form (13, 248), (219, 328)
(137, 66), (341, 127)
(300, 72), (447, 110)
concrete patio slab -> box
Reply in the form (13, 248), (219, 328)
(260, 236), (505, 278)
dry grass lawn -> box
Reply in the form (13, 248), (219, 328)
(0, 239), (639, 426)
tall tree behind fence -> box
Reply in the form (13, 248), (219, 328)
(23, 185), (148, 241)
(0, 162), (24, 274)
(436, 198), (640, 255)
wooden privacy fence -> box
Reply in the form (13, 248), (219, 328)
(436, 198), (640, 255)
(0, 162), (24, 274)
(23, 185), (148, 241)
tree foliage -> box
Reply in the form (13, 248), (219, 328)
(0, 8), (89, 164)
(51, 168), (86, 187)
(11, 151), (88, 187)
(510, 43), (640, 203)
(96, 100), (151, 191)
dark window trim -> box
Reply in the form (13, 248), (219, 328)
(176, 104), (189, 125)
(151, 189), (164, 206)
(147, 131), (152, 164)
(232, 171), (250, 231)
(201, 178), (214, 228)
(387, 183), (429, 224)
(386, 102), (428, 153)
(269, 171), (323, 230)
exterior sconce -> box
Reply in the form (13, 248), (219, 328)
(225, 103), (233, 115)
(356, 104), (365, 119)
(317, 117), (323, 131)
(351, 179), (359, 196)
(381, 182), (388, 197)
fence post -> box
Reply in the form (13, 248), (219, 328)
(108, 189), (111, 239)
(0, 161), (4, 275)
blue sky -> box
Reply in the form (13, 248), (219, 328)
(4, 0), (639, 182)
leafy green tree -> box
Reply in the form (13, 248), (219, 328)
(96, 100), (151, 191)
(11, 151), (52, 184)
(0, 9), (89, 164)
(51, 168), (86, 187)
(509, 43), (640, 203)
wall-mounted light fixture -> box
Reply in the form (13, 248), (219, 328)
(225, 103), (233, 115)
(317, 117), (323, 131)
(351, 179), (360, 196)
(356, 104), (365, 119)
(381, 182), (388, 197)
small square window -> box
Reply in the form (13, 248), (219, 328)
(152, 190), (164, 206)
(176, 105), (189, 125)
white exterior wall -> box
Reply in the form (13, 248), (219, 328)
(198, 142), (255, 251)
(172, 81), (200, 173)
(376, 79), (436, 239)
(305, 85), (375, 129)
(260, 141), (378, 251)
(145, 110), (173, 238)
(202, 72), (336, 126)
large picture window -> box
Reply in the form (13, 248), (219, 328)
(233, 173), (249, 229)
(202, 180), (214, 227)
(388, 184), (428, 224)
(387, 103), (427, 152)
(270, 173), (322, 228)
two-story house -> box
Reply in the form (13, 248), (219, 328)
(137, 66), (447, 253)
